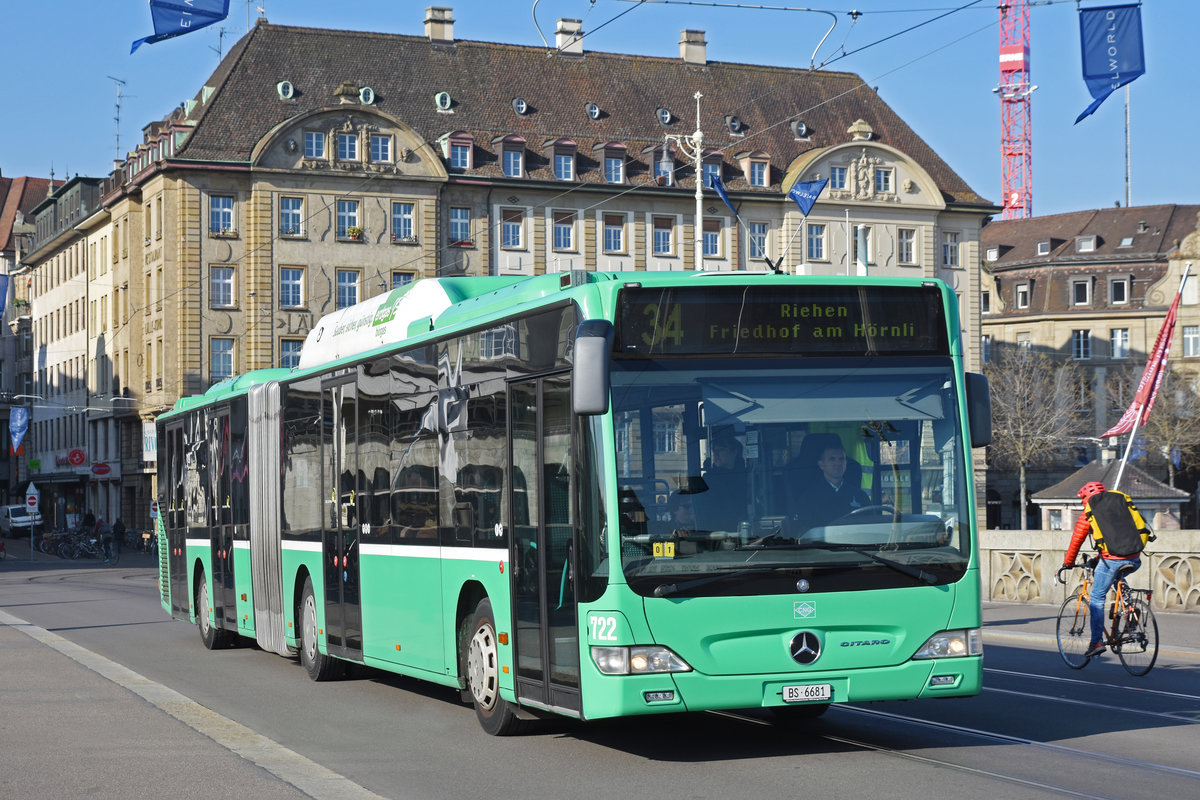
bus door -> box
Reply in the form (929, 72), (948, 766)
(322, 379), (363, 660)
(209, 409), (237, 632)
(164, 421), (189, 618)
(509, 375), (580, 713)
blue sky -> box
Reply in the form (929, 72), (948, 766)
(2, 1), (1195, 217)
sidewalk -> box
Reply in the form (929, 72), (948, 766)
(983, 599), (1200, 658)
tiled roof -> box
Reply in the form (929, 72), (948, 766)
(0, 176), (57, 252)
(1033, 460), (1189, 502)
(982, 205), (1200, 269)
(172, 22), (989, 205)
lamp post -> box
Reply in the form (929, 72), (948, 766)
(663, 91), (706, 271)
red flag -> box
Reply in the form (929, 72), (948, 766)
(1102, 291), (1180, 438)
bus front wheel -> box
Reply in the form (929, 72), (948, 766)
(463, 598), (523, 736)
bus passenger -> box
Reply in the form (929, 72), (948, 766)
(792, 441), (869, 532)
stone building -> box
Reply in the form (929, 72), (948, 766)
(14, 7), (995, 527)
(981, 205), (1200, 528)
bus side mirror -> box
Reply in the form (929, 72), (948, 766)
(965, 372), (991, 448)
(573, 320), (613, 416)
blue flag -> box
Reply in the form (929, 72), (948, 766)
(132, 1), (231, 53)
(787, 178), (829, 216)
(1075, 4), (1145, 124)
(10, 407), (28, 454)
(0, 274), (9, 319)
(710, 175), (738, 216)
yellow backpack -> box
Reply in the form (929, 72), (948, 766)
(1084, 490), (1154, 557)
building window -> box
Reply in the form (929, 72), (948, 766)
(830, 166), (846, 190)
(336, 199), (360, 238)
(874, 167), (893, 194)
(392, 271), (414, 288)
(1036, 240), (1050, 256)
(941, 231), (959, 268)
(898, 228), (916, 264)
(981, 334), (991, 364)
(449, 207), (472, 244)
(336, 132), (358, 161)
(1110, 277), (1129, 305)
(209, 195), (234, 235)
(553, 211), (576, 251)
(748, 222), (768, 260)
(304, 132), (325, 159)
(1072, 279), (1091, 306)
(1184, 325), (1200, 357)
(211, 338), (234, 383)
(1015, 282), (1030, 309)
(1076, 235), (1096, 253)
(981, 290), (991, 314)
(603, 214), (625, 253)
(652, 216), (674, 256)
(604, 156), (624, 184)
(748, 161), (767, 187)
(503, 148), (523, 178)
(370, 134), (391, 163)
(280, 339), (303, 370)
(1110, 328), (1129, 359)
(554, 153), (574, 181)
(280, 196), (303, 237)
(210, 266), (235, 308)
(280, 267), (304, 308)
(702, 218), (721, 258)
(336, 269), (359, 309)
(1072, 329), (1091, 360)
(450, 142), (471, 169)
(501, 209), (524, 249)
(702, 162), (721, 189)
(653, 420), (678, 454)
(806, 223), (826, 261)
(391, 202), (415, 241)
(1074, 376), (1092, 413)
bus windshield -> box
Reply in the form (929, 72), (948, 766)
(610, 356), (971, 597)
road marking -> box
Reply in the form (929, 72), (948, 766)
(0, 609), (387, 800)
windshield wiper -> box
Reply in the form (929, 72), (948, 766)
(737, 540), (938, 585)
(653, 568), (777, 598)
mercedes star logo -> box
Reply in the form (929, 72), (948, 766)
(790, 631), (821, 665)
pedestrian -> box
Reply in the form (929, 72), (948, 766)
(111, 517), (126, 556)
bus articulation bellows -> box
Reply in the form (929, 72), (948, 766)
(156, 270), (991, 735)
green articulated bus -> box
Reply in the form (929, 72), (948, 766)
(156, 270), (992, 735)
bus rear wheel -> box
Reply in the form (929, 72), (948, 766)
(299, 576), (344, 681)
(196, 569), (232, 650)
(463, 598), (523, 736)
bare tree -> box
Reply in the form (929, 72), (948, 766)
(985, 349), (1087, 527)
(1137, 369), (1200, 487)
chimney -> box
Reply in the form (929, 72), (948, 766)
(556, 19), (584, 55)
(680, 29), (707, 66)
(424, 6), (454, 43)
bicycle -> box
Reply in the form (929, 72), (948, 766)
(1055, 559), (1158, 676)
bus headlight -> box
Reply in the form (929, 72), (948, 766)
(591, 645), (692, 675)
(912, 628), (982, 659)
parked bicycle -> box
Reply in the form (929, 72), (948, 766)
(1056, 559), (1158, 676)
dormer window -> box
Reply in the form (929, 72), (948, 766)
(1076, 235), (1097, 253)
(702, 158), (721, 189)
(596, 142), (627, 184)
(494, 135), (527, 178)
(445, 131), (474, 169)
(546, 138), (577, 182)
(737, 151), (771, 187)
(986, 246), (1000, 261)
(749, 161), (767, 187)
(1036, 240), (1051, 256)
(653, 148), (674, 186)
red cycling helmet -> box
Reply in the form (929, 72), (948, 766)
(1077, 481), (1106, 501)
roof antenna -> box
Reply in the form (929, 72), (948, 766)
(531, 0), (549, 48)
(105, 76), (133, 161)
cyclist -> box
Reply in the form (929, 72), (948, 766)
(1059, 481), (1142, 658)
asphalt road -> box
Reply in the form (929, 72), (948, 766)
(3, 545), (1199, 800)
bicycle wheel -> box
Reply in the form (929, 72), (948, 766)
(1115, 594), (1158, 676)
(1056, 592), (1092, 669)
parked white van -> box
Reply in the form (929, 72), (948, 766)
(0, 504), (42, 537)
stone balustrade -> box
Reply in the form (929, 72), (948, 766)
(980, 529), (1200, 612)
